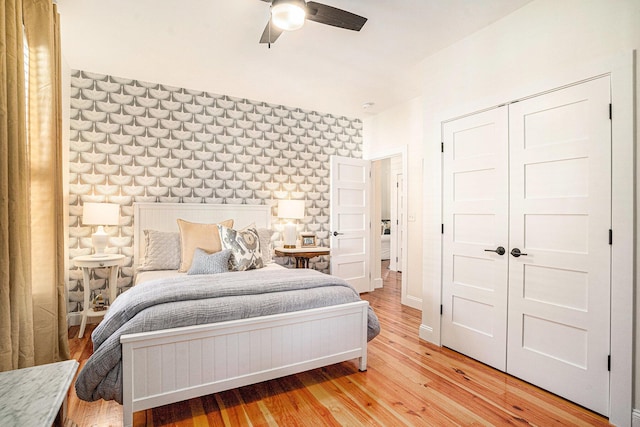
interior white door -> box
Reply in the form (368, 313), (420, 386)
(330, 156), (371, 293)
(395, 174), (404, 271)
(441, 106), (510, 370)
(507, 77), (611, 415)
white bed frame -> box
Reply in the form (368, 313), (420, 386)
(121, 203), (369, 427)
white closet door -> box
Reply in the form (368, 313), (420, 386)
(507, 77), (611, 415)
(442, 106), (509, 371)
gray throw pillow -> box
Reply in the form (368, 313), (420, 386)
(187, 248), (232, 275)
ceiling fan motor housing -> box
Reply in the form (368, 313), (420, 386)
(271, 0), (307, 31)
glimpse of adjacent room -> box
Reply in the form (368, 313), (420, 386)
(371, 155), (403, 290)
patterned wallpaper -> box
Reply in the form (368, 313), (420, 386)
(67, 70), (363, 315)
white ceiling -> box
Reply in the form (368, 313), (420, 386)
(57, 0), (532, 118)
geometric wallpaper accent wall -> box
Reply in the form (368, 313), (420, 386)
(67, 69), (363, 316)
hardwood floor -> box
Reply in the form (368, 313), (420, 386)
(67, 263), (610, 426)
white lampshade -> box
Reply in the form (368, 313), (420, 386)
(271, 0), (306, 31)
(82, 202), (120, 226)
(83, 203), (119, 256)
(277, 199), (305, 220)
(278, 200), (305, 248)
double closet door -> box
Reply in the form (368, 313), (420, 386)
(441, 76), (611, 415)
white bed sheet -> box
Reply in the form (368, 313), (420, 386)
(135, 262), (286, 285)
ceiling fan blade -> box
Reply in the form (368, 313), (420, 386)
(305, 2), (367, 31)
(259, 20), (284, 44)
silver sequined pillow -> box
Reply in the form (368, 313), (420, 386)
(217, 224), (264, 271)
(187, 248), (231, 275)
(138, 230), (180, 271)
(257, 228), (275, 264)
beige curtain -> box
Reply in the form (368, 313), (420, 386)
(0, 0), (69, 371)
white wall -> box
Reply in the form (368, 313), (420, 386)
(380, 158), (390, 220)
(364, 0), (640, 418)
(371, 160), (382, 288)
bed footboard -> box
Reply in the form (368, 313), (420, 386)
(120, 301), (369, 427)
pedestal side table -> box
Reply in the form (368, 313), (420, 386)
(73, 254), (125, 338)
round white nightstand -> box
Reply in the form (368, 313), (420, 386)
(73, 254), (125, 338)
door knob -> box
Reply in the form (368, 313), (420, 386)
(484, 246), (505, 255)
(332, 231), (344, 236)
(510, 248), (528, 257)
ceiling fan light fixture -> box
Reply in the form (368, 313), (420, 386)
(271, 0), (306, 31)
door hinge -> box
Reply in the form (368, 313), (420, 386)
(395, 256), (398, 262)
(441, 224), (444, 234)
(608, 355), (611, 371)
(609, 229), (613, 245)
(609, 103), (612, 120)
(440, 304), (443, 315)
(441, 142), (444, 153)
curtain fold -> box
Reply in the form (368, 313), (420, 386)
(0, 0), (35, 372)
(0, 0), (69, 371)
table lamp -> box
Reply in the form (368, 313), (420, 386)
(277, 200), (305, 248)
(82, 202), (119, 256)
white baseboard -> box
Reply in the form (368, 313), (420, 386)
(631, 409), (640, 427)
(67, 312), (100, 328)
(68, 312), (81, 327)
(401, 294), (422, 310)
(419, 324), (434, 342)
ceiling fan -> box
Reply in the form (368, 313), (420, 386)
(259, 0), (367, 46)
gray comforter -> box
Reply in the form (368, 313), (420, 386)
(75, 268), (380, 404)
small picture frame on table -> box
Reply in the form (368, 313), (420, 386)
(300, 232), (317, 248)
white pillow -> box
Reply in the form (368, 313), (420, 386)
(138, 230), (180, 271)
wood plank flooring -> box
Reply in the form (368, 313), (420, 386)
(66, 263), (610, 426)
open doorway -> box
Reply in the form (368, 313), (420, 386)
(371, 154), (404, 297)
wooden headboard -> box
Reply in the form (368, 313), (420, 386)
(133, 203), (272, 266)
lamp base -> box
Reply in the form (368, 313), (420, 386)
(92, 226), (108, 256)
(283, 222), (298, 249)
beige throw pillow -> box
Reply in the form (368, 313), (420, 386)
(177, 218), (233, 272)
